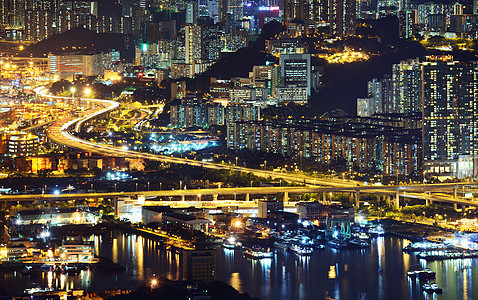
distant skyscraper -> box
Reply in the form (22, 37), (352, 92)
(186, 0), (198, 23)
(392, 58), (422, 114)
(357, 98), (375, 117)
(422, 57), (478, 177)
(185, 24), (203, 64)
(399, 9), (415, 39)
(329, 0), (356, 37)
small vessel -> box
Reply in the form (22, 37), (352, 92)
(327, 239), (349, 249)
(222, 236), (242, 249)
(349, 238), (370, 249)
(244, 246), (273, 259)
(422, 283), (434, 293)
(403, 241), (448, 253)
(368, 225), (385, 236)
(431, 283), (442, 294)
(273, 241), (290, 251)
(288, 244), (313, 256)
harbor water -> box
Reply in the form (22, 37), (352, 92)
(1, 230), (478, 299)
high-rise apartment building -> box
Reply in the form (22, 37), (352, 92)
(185, 24), (203, 64)
(392, 58), (422, 114)
(422, 56), (478, 177)
(329, 0), (356, 37)
(399, 9), (415, 39)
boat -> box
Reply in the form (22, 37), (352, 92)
(273, 241), (290, 251)
(431, 283), (442, 294)
(368, 225), (385, 236)
(288, 244), (313, 256)
(422, 283), (434, 293)
(349, 238), (370, 249)
(415, 269), (436, 281)
(403, 241), (448, 253)
(417, 250), (478, 261)
(222, 236), (242, 249)
(327, 239), (349, 249)
(314, 244), (326, 250)
(244, 246), (273, 259)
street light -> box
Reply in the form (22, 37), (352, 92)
(235, 157), (238, 167)
(84, 88), (91, 98)
(147, 181), (150, 191)
(180, 180), (183, 190)
(70, 87), (76, 98)
(114, 183), (117, 192)
(136, 183), (138, 192)
(160, 182), (162, 191)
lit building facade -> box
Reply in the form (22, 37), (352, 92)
(280, 53), (311, 103)
(422, 57), (478, 178)
(329, 0), (356, 37)
(392, 58), (422, 114)
(228, 115), (422, 175)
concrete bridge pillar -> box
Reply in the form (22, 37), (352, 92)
(355, 192), (360, 208)
(394, 190), (400, 208)
(323, 192), (327, 204)
(385, 195), (390, 206)
(453, 203), (458, 211)
(283, 192), (289, 202)
(212, 194), (218, 201)
(245, 193), (250, 202)
(181, 194), (185, 201)
(454, 188), (458, 199)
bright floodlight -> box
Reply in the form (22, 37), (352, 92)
(70, 87), (76, 93)
(151, 278), (158, 287)
(85, 88), (91, 95)
(53, 190), (60, 195)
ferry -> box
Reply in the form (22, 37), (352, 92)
(244, 246), (273, 259)
(417, 250), (478, 261)
(402, 241), (448, 253)
(288, 244), (313, 256)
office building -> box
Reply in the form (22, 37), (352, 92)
(258, 200), (284, 218)
(280, 53), (311, 101)
(183, 250), (216, 283)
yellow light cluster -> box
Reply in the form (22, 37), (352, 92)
(325, 51), (370, 64)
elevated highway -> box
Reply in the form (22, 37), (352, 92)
(42, 95), (478, 209)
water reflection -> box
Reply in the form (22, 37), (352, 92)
(0, 231), (477, 299)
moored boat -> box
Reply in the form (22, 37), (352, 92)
(244, 246), (273, 259)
